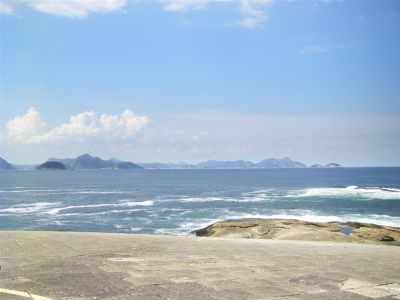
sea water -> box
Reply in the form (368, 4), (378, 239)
(0, 168), (399, 234)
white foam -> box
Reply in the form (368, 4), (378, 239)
(129, 227), (142, 232)
(227, 213), (344, 223)
(0, 202), (61, 214)
(73, 191), (127, 194)
(118, 200), (154, 206)
(0, 189), (129, 194)
(0, 189), (67, 193)
(47, 200), (153, 215)
(178, 196), (269, 203)
(284, 186), (400, 200)
(154, 228), (184, 235)
(179, 197), (226, 202)
(221, 212), (400, 228)
(243, 189), (273, 195)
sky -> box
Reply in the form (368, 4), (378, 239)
(0, 0), (399, 166)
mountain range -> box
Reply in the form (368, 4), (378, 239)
(46, 154), (143, 170)
(0, 155), (341, 170)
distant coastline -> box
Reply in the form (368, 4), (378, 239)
(0, 154), (342, 170)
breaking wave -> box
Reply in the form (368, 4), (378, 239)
(174, 195), (271, 203)
(0, 189), (129, 194)
(0, 202), (61, 214)
(47, 200), (154, 215)
(284, 186), (400, 200)
(0, 200), (153, 216)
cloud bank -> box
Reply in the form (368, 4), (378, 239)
(6, 108), (150, 144)
(1, 0), (274, 28)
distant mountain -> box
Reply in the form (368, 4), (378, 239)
(47, 157), (75, 169)
(71, 154), (115, 169)
(116, 162), (143, 169)
(47, 154), (143, 170)
(138, 157), (308, 169)
(196, 160), (255, 169)
(256, 157), (307, 168)
(18, 155), (341, 170)
(37, 161), (66, 170)
(310, 164), (324, 168)
(138, 162), (195, 169)
(310, 163), (341, 168)
(0, 157), (15, 169)
(110, 158), (123, 163)
(140, 157), (310, 169)
(325, 163), (341, 168)
(13, 164), (36, 170)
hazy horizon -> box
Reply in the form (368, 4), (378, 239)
(1, 0), (399, 167)
(2, 152), (399, 168)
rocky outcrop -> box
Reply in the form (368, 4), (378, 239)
(193, 219), (400, 245)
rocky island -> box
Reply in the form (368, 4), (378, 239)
(193, 218), (400, 245)
(47, 153), (143, 170)
(37, 161), (66, 170)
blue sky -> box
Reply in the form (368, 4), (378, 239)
(0, 0), (399, 166)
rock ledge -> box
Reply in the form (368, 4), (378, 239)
(192, 218), (400, 245)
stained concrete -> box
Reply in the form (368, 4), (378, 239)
(0, 231), (399, 299)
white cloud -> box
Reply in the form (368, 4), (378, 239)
(98, 111), (399, 166)
(6, 108), (150, 144)
(6, 108), (46, 143)
(238, 0), (273, 28)
(1, 0), (127, 18)
(164, 0), (274, 28)
(0, 1), (15, 15)
(2, 0), (273, 27)
(163, 0), (230, 12)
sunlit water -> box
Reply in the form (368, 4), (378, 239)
(1, 168), (399, 235)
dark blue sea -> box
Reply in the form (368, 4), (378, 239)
(1, 168), (399, 234)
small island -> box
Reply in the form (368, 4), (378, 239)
(310, 163), (341, 168)
(37, 161), (66, 170)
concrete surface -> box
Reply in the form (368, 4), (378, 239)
(0, 231), (399, 299)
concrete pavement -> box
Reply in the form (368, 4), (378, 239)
(0, 231), (399, 299)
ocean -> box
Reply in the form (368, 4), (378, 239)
(1, 168), (399, 234)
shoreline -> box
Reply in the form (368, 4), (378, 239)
(2, 218), (399, 246)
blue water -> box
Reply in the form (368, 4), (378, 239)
(1, 168), (399, 234)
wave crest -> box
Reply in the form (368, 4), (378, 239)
(285, 186), (400, 200)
